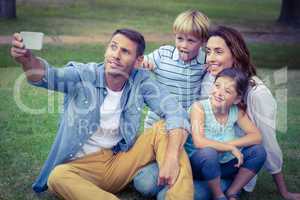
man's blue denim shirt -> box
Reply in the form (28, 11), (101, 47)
(30, 58), (190, 193)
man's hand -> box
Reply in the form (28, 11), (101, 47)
(157, 128), (186, 187)
(158, 155), (180, 187)
(10, 33), (45, 82)
(11, 33), (33, 64)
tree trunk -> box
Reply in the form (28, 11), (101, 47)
(0, 0), (16, 18)
(277, 0), (300, 26)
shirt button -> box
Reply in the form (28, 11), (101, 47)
(69, 154), (73, 157)
(79, 142), (82, 146)
(89, 131), (93, 135)
(137, 107), (141, 111)
(84, 100), (88, 104)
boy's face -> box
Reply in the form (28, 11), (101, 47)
(175, 33), (202, 62)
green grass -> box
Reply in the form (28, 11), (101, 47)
(0, 0), (280, 36)
(250, 44), (300, 70)
(0, 43), (300, 200)
(0, 44), (106, 68)
(2, 42), (300, 69)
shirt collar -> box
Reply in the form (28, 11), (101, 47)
(172, 48), (180, 61)
(95, 63), (106, 88)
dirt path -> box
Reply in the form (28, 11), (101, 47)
(1, 26), (300, 45)
(0, 33), (174, 45)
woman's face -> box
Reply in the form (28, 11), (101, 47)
(206, 36), (234, 76)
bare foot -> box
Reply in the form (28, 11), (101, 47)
(282, 192), (300, 200)
(226, 193), (238, 200)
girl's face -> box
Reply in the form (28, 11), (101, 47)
(175, 33), (203, 62)
(211, 76), (240, 110)
(206, 36), (234, 76)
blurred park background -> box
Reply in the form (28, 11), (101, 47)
(0, 0), (300, 199)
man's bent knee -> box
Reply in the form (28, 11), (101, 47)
(47, 164), (72, 192)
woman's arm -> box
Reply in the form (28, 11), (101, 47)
(11, 33), (82, 93)
(247, 82), (300, 199)
(249, 87), (283, 173)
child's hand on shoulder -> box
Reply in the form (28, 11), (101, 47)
(142, 59), (155, 71)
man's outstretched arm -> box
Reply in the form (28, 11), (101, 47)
(11, 33), (45, 82)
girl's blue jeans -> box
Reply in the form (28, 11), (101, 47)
(133, 144), (266, 200)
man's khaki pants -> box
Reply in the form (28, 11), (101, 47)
(47, 121), (194, 200)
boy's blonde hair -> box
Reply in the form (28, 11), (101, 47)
(173, 9), (210, 41)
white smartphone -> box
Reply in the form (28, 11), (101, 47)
(20, 31), (44, 50)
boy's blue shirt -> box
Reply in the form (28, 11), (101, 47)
(29, 58), (190, 193)
(144, 45), (207, 128)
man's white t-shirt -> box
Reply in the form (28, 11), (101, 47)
(75, 87), (123, 158)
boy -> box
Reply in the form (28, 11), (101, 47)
(143, 9), (210, 129)
(133, 10), (210, 199)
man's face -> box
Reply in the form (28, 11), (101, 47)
(104, 33), (142, 78)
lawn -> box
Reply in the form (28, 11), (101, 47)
(0, 0), (300, 200)
(1, 0), (280, 36)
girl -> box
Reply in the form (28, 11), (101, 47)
(186, 68), (266, 200)
(200, 26), (300, 200)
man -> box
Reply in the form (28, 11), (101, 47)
(11, 28), (193, 200)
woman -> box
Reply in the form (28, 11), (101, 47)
(201, 25), (300, 200)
